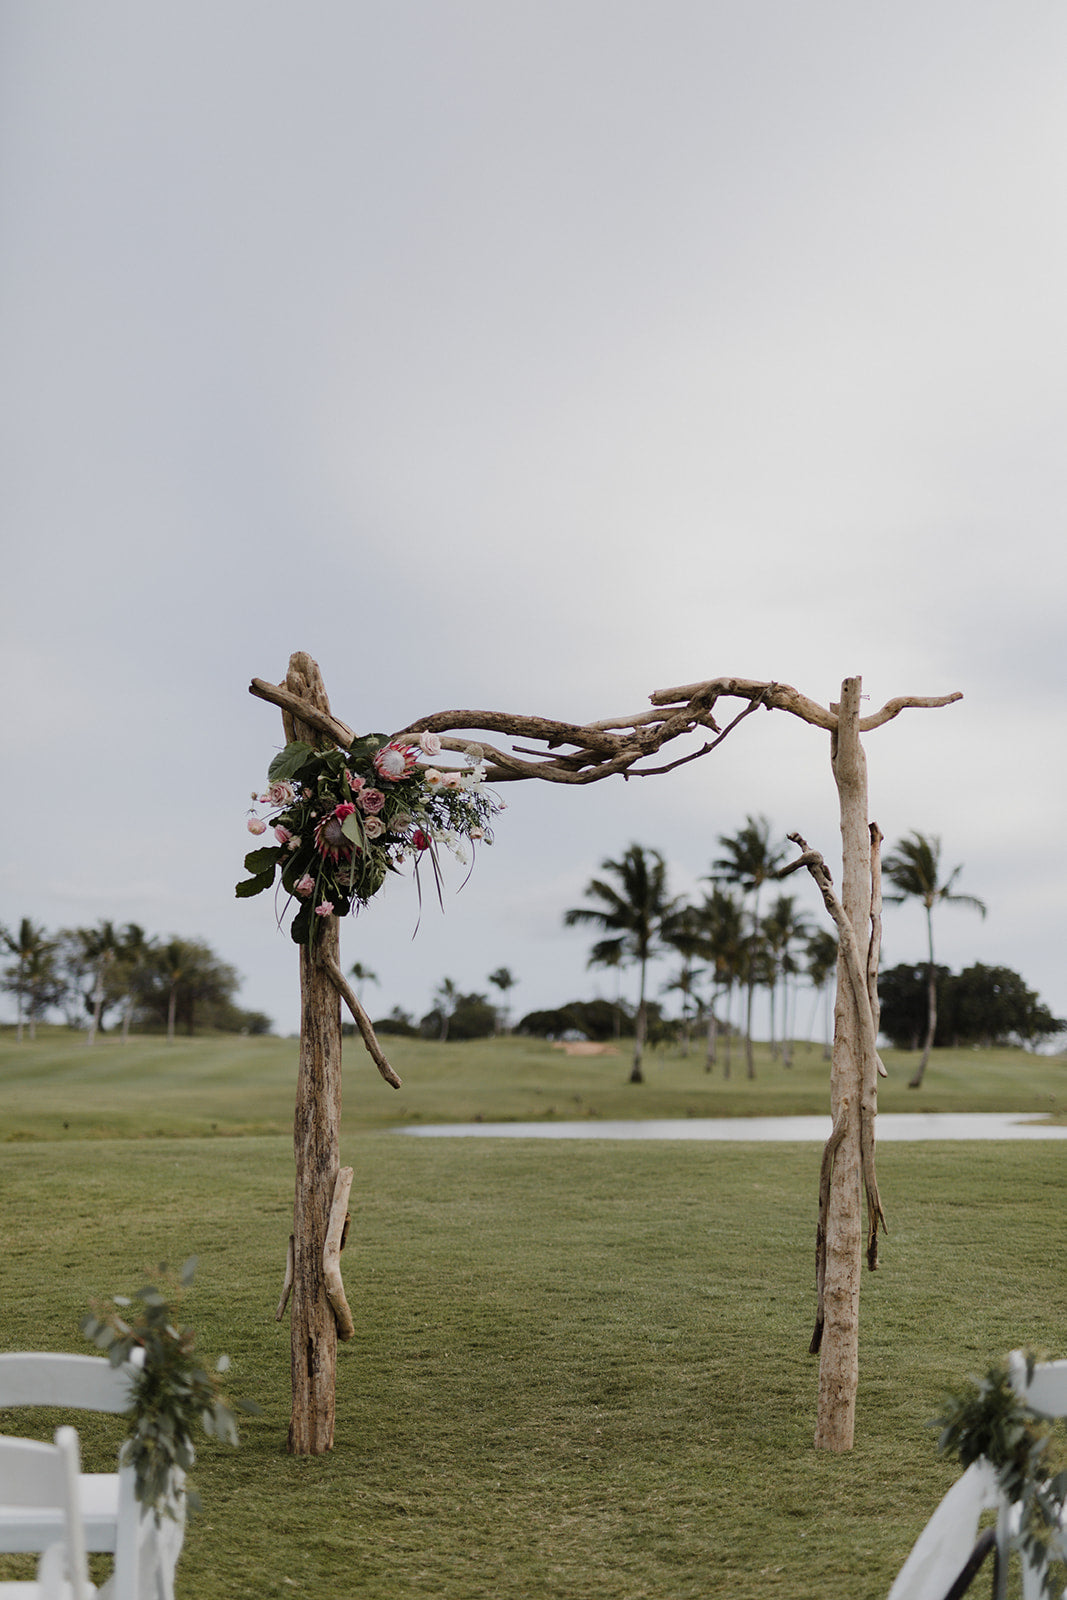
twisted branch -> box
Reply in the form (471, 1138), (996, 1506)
(251, 672), (962, 790)
(779, 834), (888, 1268)
(321, 957), (402, 1089)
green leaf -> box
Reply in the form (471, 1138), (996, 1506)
(340, 813), (365, 846)
(268, 742), (315, 782)
(235, 871), (276, 900)
(243, 846), (280, 874)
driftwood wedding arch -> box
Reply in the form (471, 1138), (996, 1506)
(249, 652), (961, 1455)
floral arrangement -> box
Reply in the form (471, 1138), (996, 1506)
(237, 730), (501, 945)
(933, 1353), (1067, 1596)
(82, 1258), (258, 1518)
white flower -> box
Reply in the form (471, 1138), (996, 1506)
(418, 730), (442, 756)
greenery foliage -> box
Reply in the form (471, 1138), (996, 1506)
(934, 1355), (1067, 1596)
(81, 1258), (256, 1517)
(237, 734), (499, 945)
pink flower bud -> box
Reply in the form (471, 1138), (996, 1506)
(247, 817), (267, 835)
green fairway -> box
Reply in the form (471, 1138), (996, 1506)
(1, 1031), (1066, 1597)
(2, 1028), (1065, 1141)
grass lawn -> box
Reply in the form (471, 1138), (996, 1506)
(1, 1030), (1066, 1597)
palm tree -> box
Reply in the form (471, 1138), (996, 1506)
(488, 966), (517, 1033)
(660, 904), (705, 1057)
(77, 920), (121, 1045)
(709, 816), (787, 1078)
(697, 887), (746, 1077)
(882, 831), (987, 1088)
(761, 894), (812, 1067)
(115, 924), (154, 1043)
(1, 919), (59, 1042)
(805, 928), (838, 1061)
(564, 843), (677, 1083)
(349, 962), (379, 1005)
(434, 977), (459, 1042)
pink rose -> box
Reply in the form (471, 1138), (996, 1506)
(412, 829), (430, 852)
(363, 816), (385, 839)
(358, 787), (386, 815)
(373, 742), (418, 782)
(266, 780), (295, 806)
(423, 769), (443, 787)
(295, 875), (315, 897)
(333, 802), (356, 823)
(314, 901), (334, 918)
(345, 770), (365, 794)
(247, 817), (267, 835)
(418, 730), (442, 757)
(441, 772), (463, 789)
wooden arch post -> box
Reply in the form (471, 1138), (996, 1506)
(278, 652), (345, 1454)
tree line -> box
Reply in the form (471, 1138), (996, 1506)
(549, 820), (1062, 1084)
(0, 919), (271, 1042)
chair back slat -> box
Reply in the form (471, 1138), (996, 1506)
(0, 1426), (93, 1600)
(1021, 1358), (1067, 1418)
(0, 1352), (138, 1414)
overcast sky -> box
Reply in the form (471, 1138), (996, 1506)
(2, 3), (1065, 1057)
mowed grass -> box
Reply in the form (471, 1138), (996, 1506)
(1, 1030), (1066, 1597)
(2, 1027), (1065, 1141)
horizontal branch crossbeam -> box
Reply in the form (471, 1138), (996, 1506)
(251, 674), (961, 789)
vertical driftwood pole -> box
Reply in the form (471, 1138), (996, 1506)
(281, 652), (344, 1455)
(815, 676), (870, 1452)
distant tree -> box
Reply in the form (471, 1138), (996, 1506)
(114, 924), (155, 1043)
(882, 831), (987, 1087)
(878, 962), (1064, 1051)
(420, 990), (496, 1041)
(709, 817), (787, 1078)
(517, 998), (632, 1042)
(660, 904), (705, 1057)
(488, 966), (517, 1033)
(349, 962), (378, 1004)
(805, 928), (839, 1061)
(136, 937), (240, 1040)
(761, 894), (812, 1067)
(74, 920), (122, 1045)
(1, 919), (62, 1041)
(373, 1007), (418, 1038)
(693, 887), (746, 1077)
(564, 844), (677, 1083)
(432, 977), (459, 1042)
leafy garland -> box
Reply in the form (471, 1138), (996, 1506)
(82, 1258), (258, 1518)
(933, 1354), (1067, 1596)
(237, 732), (502, 945)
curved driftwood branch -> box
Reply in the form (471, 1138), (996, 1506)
(811, 1102), (849, 1355)
(275, 1233), (295, 1322)
(254, 670), (961, 791)
(321, 957), (402, 1089)
(250, 677), (356, 748)
(781, 834), (888, 1268)
(323, 1167), (355, 1342)
(858, 692), (963, 732)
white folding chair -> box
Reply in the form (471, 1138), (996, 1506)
(0, 1356), (140, 1560)
(0, 1427), (95, 1599)
(887, 1459), (1002, 1600)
